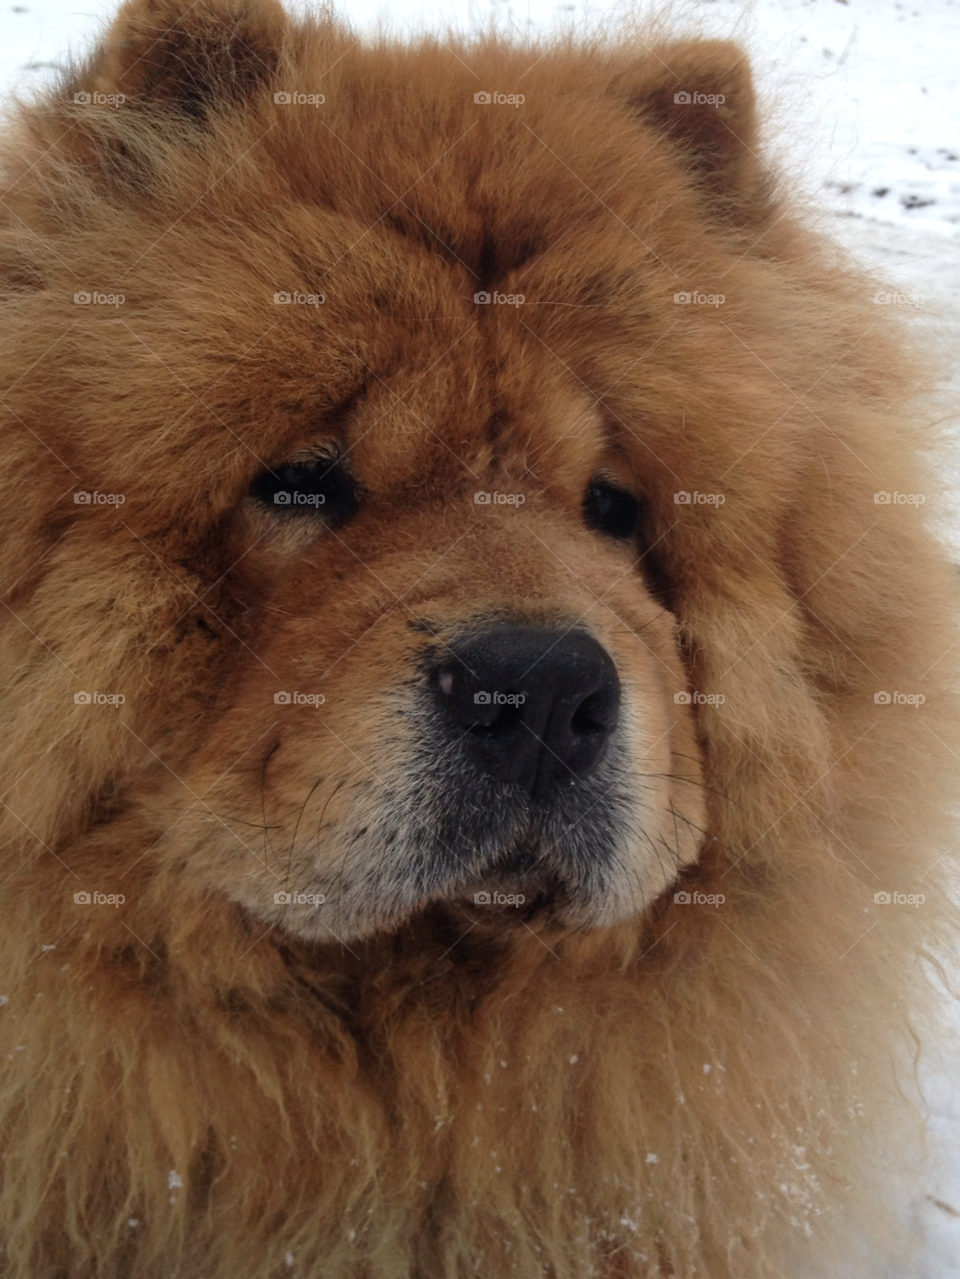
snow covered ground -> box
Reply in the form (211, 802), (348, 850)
(1, 0), (958, 1272)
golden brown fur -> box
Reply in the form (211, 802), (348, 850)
(0, 2), (957, 1276)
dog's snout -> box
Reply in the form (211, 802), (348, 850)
(432, 625), (620, 800)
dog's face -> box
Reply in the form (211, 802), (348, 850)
(182, 348), (706, 942)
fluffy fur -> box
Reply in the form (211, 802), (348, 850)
(0, 2), (957, 1276)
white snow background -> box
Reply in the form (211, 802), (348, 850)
(1, 0), (958, 1273)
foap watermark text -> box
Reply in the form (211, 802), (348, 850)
(674, 491), (725, 506)
(474, 91), (525, 107)
(274, 491), (325, 507)
(674, 291), (724, 306)
(74, 491), (124, 505)
(474, 691), (526, 706)
(874, 490), (924, 505)
(74, 91), (125, 107)
(474, 291), (524, 307)
(274, 291), (324, 306)
(675, 691), (725, 706)
(874, 691), (925, 706)
(74, 890), (125, 906)
(74, 291), (124, 307)
(674, 91), (725, 106)
(874, 291), (924, 307)
(274, 91), (325, 107)
(474, 491), (525, 505)
(74, 691), (125, 706)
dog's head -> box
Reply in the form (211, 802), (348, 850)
(79, 4), (750, 943)
(5, 0), (918, 949)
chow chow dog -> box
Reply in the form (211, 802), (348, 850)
(0, 1), (956, 1275)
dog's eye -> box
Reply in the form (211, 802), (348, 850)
(582, 483), (640, 540)
(250, 457), (358, 524)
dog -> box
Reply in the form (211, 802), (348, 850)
(0, 1), (956, 1275)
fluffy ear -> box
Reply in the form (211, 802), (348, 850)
(74, 0), (287, 120)
(614, 40), (766, 220)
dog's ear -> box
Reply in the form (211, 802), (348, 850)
(614, 40), (765, 220)
(72, 0), (287, 120)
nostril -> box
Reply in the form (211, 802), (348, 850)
(571, 706), (603, 736)
(571, 690), (615, 736)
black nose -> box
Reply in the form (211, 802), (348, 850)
(431, 625), (620, 801)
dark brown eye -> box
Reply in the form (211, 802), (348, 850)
(582, 483), (640, 540)
(250, 456), (358, 525)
